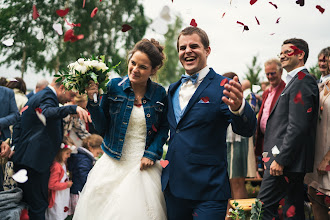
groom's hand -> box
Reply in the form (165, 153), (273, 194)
(140, 157), (155, 170)
(222, 76), (243, 111)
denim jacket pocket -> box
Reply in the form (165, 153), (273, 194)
(108, 96), (125, 114)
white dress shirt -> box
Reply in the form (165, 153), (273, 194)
(285, 66), (306, 86)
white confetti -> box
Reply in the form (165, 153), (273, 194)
(2, 38), (14, 47)
(36, 110), (46, 126)
(36, 30), (44, 40)
(262, 152), (268, 158)
(12, 169), (28, 183)
(53, 23), (63, 35)
(272, 145), (280, 156)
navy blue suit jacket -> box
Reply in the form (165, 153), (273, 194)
(12, 87), (77, 173)
(161, 68), (257, 200)
(0, 86), (19, 140)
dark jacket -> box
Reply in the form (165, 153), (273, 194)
(12, 86), (77, 173)
(67, 147), (95, 194)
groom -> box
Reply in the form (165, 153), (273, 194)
(161, 26), (257, 219)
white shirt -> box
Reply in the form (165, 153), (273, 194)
(285, 66), (306, 85)
(179, 65), (245, 115)
(48, 85), (57, 96)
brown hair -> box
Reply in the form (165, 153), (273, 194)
(318, 47), (330, 58)
(6, 77), (27, 94)
(282, 38), (309, 64)
(0, 77), (7, 86)
(128, 38), (165, 70)
(82, 134), (103, 150)
(222, 72), (238, 79)
(177, 26), (210, 51)
(54, 136), (74, 163)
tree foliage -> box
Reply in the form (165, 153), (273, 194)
(244, 55), (262, 87)
(0, 0), (148, 78)
(156, 16), (185, 87)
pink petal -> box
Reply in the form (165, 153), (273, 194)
(91, 7), (98, 18)
(32, 5), (40, 20)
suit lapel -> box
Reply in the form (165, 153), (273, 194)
(179, 70), (215, 123)
(168, 81), (182, 128)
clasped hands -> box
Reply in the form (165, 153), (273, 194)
(222, 76), (243, 111)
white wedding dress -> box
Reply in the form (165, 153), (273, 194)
(73, 106), (167, 220)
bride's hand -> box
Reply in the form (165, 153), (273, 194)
(140, 157), (155, 170)
(86, 80), (99, 100)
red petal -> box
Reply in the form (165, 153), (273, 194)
(222, 12), (226, 18)
(298, 71), (306, 80)
(255, 16), (260, 25)
(284, 176), (289, 183)
(91, 7), (98, 18)
(269, 2), (278, 9)
(243, 25), (249, 31)
(160, 160), (169, 168)
(190, 19), (197, 27)
(296, 0), (304, 7)
(270, 33), (275, 35)
(64, 206), (69, 212)
(279, 198), (285, 206)
(20, 105), (29, 113)
(316, 192), (324, 195)
(316, 5), (325, 14)
(35, 108), (42, 113)
(192, 213), (198, 217)
(294, 91), (304, 105)
(220, 78), (228, 86)
(276, 17), (281, 24)
(32, 5), (40, 20)
(121, 24), (132, 32)
(83, 0), (86, 8)
(286, 205), (296, 217)
(250, 0), (258, 5)
(262, 157), (270, 163)
(71, 34), (84, 42)
(64, 29), (74, 42)
(307, 107), (312, 113)
(64, 18), (81, 27)
(152, 124), (158, 132)
(237, 21), (245, 26)
(288, 45), (304, 56)
(56, 8), (70, 17)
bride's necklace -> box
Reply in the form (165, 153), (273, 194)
(134, 95), (143, 107)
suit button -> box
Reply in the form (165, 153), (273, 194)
(119, 139), (123, 142)
(123, 122), (127, 125)
(176, 129), (180, 133)
(148, 131), (152, 135)
(147, 113), (150, 118)
(143, 100), (147, 104)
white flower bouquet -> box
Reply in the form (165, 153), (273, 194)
(55, 55), (120, 101)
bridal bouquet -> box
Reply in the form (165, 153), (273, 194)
(55, 55), (120, 98)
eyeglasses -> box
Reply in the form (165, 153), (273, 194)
(265, 72), (276, 77)
(277, 50), (294, 58)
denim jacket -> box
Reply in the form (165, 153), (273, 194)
(87, 77), (169, 161)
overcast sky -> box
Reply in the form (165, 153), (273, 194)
(1, 0), (330, 90)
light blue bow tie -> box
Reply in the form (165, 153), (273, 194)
(181, 73), (199, 85)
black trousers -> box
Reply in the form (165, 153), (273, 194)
(15, 165), (50, 220)
(257, 170), (305, 220)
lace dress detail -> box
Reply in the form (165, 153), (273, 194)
(73, 106), (167, 220)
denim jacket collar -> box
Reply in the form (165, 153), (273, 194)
(122, 76), (154, 101)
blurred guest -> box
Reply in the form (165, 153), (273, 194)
(0, 85), (19, 191)
(6, 77), (28, 112)
(255, 59), (285, 158)
(26, 78), (49, 99)
(305, 47), (330, 220)
(11, 78), (91, 220)
(260, 81), (270, 92)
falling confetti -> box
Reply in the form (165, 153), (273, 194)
(237, 21), (249, 31)
(36, 30), (44, 40)
(307, 107), (312, 113)
(250, 0), (258, 5)
(121, 24), (132, 32)
(190, 19), (197, 27)
(288, 46), (304, 56)
(12, 169), (28, 183)
(316, 5), (325, 14)
(294, 91), (304, 105)
(20, 105), (29, 114)
(64, 19), (81, 28)
(2, 38), (14, 47)
(276, 17), (281, 24)
(56, 8), (70, 17)
(222, 12), (226, 18)
(296, 0), (304, 7)
(32, 5), (40, 20)
(64, 29), (84, 42)
(286, 205), (296, 218)
(284, 176), (289, 183)
(255, 16), (260, 25)
(35, 108), (46, 126)
(53, 23), (63, 35)
(160, 160), (169, 168)
(298, 71), (306, 80)
(91, 7), (98, 18)
(271, 145), (280, 156)
(220, 78), (228, 86)
(262, 157), (270, 163)
(269, 2), (278, 9)
(152, 124), (158, 132)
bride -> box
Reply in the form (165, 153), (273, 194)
(73, 39), (168, 220)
